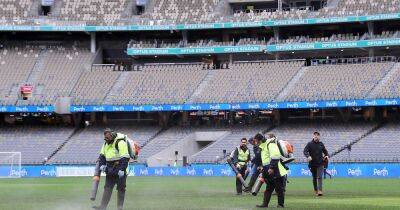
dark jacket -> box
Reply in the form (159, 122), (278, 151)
(251, 145), (262, 167)
(303, 140), (329, 167)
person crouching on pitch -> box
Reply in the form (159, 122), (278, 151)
(230, 138), (251, 195)
(93, 129), (130, 210)
(256, 133), (287, 208)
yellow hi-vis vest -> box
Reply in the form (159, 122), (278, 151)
(100, 133), (130, 162)
(238, 148), (250, 166)
(259, 138), (288, 177)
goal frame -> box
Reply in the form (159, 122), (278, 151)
(0, 152), (22, 178)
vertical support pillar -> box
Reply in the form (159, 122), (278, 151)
(90, 32), (96, 53)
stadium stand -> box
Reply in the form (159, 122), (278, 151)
(0, 125), (75, 164)
(333, 122), (400, 162)
(0, 0), (35, 25)
(369, 63), (400, 99)
(71, 65), (121, 105)
(50, 124), (162, 164)
(17, 44), (93, 106)
(0, 45), (40, 106)
(137, 127), (194, 162)
(281, 61), (395, 102)
(191, 122), (377, 163)
(141, 0), (222, 24)
(190, 61), (304, 103)
(104, 64), (209, 105)
(313, 0), (400, 18)
(56, 0), (130, 25)
(191, 125), (268, 163)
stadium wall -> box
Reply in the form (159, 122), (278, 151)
(2, 163), (399, 178)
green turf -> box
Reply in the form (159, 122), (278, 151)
(0, 177), (399, 210)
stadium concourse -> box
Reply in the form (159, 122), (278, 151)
(0, 0), (400, 209)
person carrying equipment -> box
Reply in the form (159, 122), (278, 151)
(229, 138), (251, 195)
(303, 131), (329, 196)
(244, 136), (263, 193)
(92, 128), (132, 210)
(257, 133), (288, 208)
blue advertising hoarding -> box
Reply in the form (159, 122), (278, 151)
(1, 163), (399, 178)
(69, 98), (400, 113)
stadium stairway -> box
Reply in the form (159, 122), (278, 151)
(45, 127), (81, 164)
(368, 62), (400, 98)
(186, 70), (216, 104)
(330, 122), (383, 161)
(103, 71), (130, 105)
(26, 49), (48, 84)
(147, 130), (231, 166)
(275, 65), (307, 101)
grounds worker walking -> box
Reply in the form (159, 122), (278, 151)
(230, 138), (251, 195)
(303, 131), (329, 196)
(93, 128), (131, 210)
(245, 136), (262, 192)
(256, 133), (287, 208)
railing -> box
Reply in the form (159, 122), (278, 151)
(311, 56), (398, 66)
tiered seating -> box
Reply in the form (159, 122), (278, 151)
(0, 126), (74, 164)
(50, 125), (162, 164)
(283, 62), (394, 102)
(333, 123), (400, 162)
(105, 64), (208, 105)
(137, 127), (194, 162)
(315, 0), (400, 18)
(192, 61), (304, 103)
(191, 125), (267, 163)
(71, 65), (120, 105)
(0, 45), (39, 105)
(269, 122), (377, 162)
(20, 45), (93, 106)
(370, 63), (400, 99)
(58, 0), (129, 25)
(143, 0), (221, 24)
(0, 0), (34, 25)
(232, 7), (310, 22)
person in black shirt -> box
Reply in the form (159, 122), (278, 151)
(244, 135), (263, 192)
(303, 131), (329, 196)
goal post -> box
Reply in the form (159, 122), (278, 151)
(0, 152), (22, 178)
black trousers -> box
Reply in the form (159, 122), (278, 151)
(248, 164), (261, 190)
(100, 175), (127, 210)
(236, 165), (247, 193)
(262, 170), (285, 207)
(310, 165), (324, 191)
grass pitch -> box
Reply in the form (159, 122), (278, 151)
(0, 177), (399, 210)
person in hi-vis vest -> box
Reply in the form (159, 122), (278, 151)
(93, 128), (131, 210)
(256, 133), (287, 208)
(230, 138), (251, 195)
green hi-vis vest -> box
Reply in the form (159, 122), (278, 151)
(259, 139), (288, 177)
(100, 133), (130, 162)
(238, 148), (250, 166)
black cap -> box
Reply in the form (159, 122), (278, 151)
(254, 133), (264, 141)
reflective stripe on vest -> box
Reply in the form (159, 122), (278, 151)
(259, 139), (288, 176)
(238, 148), (249, 166)
(101, 139), (121, 161)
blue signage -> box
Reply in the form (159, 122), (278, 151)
(127, 45), (265, 55)
(127, 38), (400, 55)
(69, 98), (400, 112)
(1, 163), (399, 178)
(0, 13), (399, 32)
(0, 105), (54, 113)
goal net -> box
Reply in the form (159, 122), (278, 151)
(0, 152), (22, 178)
